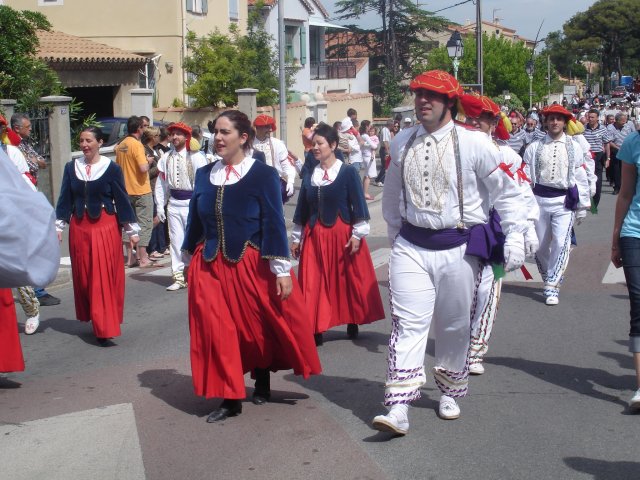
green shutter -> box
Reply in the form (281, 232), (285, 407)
(186, 0), (193, 12)
(300, 26), (307, 65)
(202, 0), (208, 14)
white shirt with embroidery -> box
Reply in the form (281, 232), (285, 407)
(252, 136), (296, 188)
(209, 156), (291, 277)
(155, 147), (208, 207)
(383, 121), (529, 244)
(291, 159), (370, 243)
(523, 133), (591, 209)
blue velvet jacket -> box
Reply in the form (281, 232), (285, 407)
(55, 160), (136, 224)
(182, 160), (290, 262)
(293, 163), (370, 229)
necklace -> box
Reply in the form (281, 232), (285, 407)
(429, 131), (452, 212)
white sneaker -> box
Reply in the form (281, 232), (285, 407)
(469, 363), (485, 375)
(25, 314), (40, 335)
(166, 281), (186, 291)
(630, 388), (640, 410)
(372, 408), (409, 435)
(545, 296), (559, 306)
(439, 395), (460, 420)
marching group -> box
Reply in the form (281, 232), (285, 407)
(2, 69), (640, 433)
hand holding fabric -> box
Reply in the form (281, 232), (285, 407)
(524, 223), (539, 257)
(504, 232), (525, 272)
(575, 209), (587, 226)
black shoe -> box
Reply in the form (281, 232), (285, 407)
(38, 294), (61, 306)
(252, 391), (271, 405)
(207, 399), (242, 422)
(347, 323), (359, 339)
(97, 337), (116, 347)
(252, 368), (271, 405)
(314, 333), (323, 346)
(0, 377), (21, 389)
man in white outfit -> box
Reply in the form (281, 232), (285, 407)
(155, 123), (207, 291)
(372, 71), (529, 435)
(523, 105), (591, 305)
(252, 114), (295, 202)
(459, 94), (539, 376)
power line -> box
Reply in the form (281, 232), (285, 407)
(425, 0), (475, 14)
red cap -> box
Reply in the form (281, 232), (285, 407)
(409, 70), (463, 99)
(459, 94), (500, 118)
(168, 122), (192, 136)
(542, 104), (575, 122)
(253, 114), (276, 132)
(168, 122), (193, 151)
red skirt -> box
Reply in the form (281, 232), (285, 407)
(188, 245), (321, 399)
(69, 212), (125, 338)
(0, 289), (25, 373)
(298, 219), (385, 334)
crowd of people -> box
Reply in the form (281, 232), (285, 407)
(2, 69), (640, 430)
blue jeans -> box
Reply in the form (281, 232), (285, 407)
(34, 288), (47, 298)
(620, 236), (640, 352)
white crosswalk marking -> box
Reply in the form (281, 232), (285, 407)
(370, 247), (391, 270)
(602, 262), (627, 285)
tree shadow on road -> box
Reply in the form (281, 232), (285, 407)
(138, 369), (310, 417)
(564, 456), (640, 480)
(489, 356), (634, 409)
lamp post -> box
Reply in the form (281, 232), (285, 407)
(525, 59), (534, 110)
(446, 31), (464, 80)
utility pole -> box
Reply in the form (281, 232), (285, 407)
(476, 0), (483, 94)
(277, 0), (287, 143)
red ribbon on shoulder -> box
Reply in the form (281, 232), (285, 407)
(516, 163), (531, 183)
(498, 162), (515, 180)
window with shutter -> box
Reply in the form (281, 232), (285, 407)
(229, 0), (239, 20)
(299, 27), (307, 65)
(38, 0), (63, 5)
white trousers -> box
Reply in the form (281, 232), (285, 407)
(167, 199), (190, 276)
(534, 196), (574, 298)
(385, 235), (481, 405)
(468, 265), (502, 365)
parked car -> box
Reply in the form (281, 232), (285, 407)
(612, 86), (627, 98)
(96, 117), (164, 147)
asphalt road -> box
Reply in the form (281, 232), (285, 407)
(1, 181), (638, 480)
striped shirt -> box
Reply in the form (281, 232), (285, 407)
(507, 129), (526, 154)
(583, 123), (612, 153)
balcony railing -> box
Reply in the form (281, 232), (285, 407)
(310, 61), (357, 80)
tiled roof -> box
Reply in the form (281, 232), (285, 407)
(36, 30), (147, 65)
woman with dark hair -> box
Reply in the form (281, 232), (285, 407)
(290, 123), (385, 346)
(359, 120), (379, 201)
(183, 110), (321, 423)
(55, 127), (139, 346)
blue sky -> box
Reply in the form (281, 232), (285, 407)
(322, 0), (598, 44)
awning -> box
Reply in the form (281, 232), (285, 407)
(308, 17), (348, 29)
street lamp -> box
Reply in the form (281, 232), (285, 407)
(525, 59), (534, 110)
(446, 31), (464, 80)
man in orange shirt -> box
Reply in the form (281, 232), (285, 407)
(115, 116), (155, 267)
